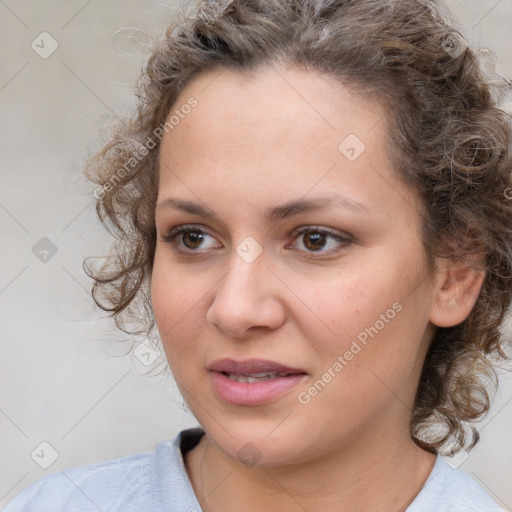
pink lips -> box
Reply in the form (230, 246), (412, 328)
(208, 358), (308, 406)
(208, 358), (306, 375)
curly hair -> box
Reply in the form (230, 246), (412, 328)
(83, 0), (512, 455)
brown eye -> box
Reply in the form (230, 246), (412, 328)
(289, 226), (352, 256)
(182, 231), (206, 249)
(160, 226), (220, 253)
(302, 232), (327, 251)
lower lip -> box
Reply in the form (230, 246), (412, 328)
(210, 371), (307, 406)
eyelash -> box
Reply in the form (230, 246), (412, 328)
(159, 225), (352, 257)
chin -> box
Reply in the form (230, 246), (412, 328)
(202, 421), (313, 468)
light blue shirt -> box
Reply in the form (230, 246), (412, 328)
(3, 428), (505, 511)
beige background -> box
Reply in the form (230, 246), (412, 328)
(1, 0), (511, 509)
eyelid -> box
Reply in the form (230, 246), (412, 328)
(292, 225), (351, 240)
(287, 225), (352, 254)
(159, 224), (219, 245)
(159, 223), (353, 257)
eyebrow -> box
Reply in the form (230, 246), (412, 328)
(155, 194), (370, 223)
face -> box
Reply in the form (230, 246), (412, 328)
(151, 64), (437, 467)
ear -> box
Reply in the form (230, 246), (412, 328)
(429, 254), (486, 328)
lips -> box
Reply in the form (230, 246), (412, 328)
(208, 358), (308, 405)
(208, 358), (307, 407)
(208, 358), (307, 376)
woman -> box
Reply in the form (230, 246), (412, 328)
(6, 0), (511, 510)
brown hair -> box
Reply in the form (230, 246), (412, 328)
(83, 0), (512, 455)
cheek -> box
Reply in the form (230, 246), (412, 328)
(292, 265), (400, 351)
(292, 254), (428, 378)
(302, 261), (429, 405)
(150, 252), (206, 354)
(293, 278), (424, 441)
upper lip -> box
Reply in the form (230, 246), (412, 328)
(208, 358), (307, 375)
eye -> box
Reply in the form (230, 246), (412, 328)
(288, 226), (352, 255)
(159, 224), (352, 257)
(159, 225), (221, 253)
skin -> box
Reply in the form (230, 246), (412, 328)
(151, 63), (485, 512)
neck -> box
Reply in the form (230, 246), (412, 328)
(184, 422), (436, 512)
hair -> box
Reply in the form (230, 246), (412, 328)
(83, 0), (512, 455)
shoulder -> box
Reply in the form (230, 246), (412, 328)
(3, 428), (204, 512)
(3, 448), (159, 512)
(408, 455), (505, 512)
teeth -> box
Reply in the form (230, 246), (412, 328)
(226, 371), (290, 383)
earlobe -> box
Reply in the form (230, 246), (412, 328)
(429, 256), (486, 328)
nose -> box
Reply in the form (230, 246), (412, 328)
(206, 249), (286, 338)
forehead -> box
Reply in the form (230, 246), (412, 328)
(162, 65), (385, 167)
(164, 64), (387, 152)
(157, 64), (420, 223)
